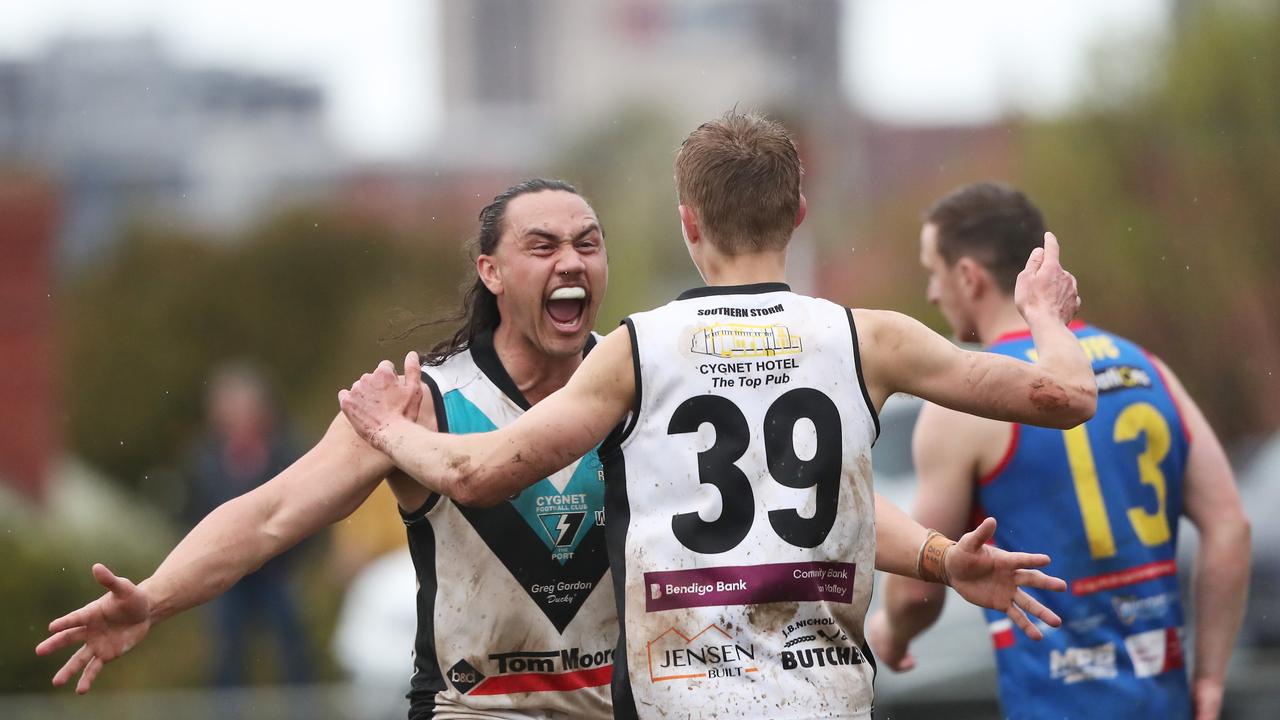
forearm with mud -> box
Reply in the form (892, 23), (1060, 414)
(1192, 519), (1251, 693)
(374, 417), (573, 507)
(1025, 310), (1096, 421)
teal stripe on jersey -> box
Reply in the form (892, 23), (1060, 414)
(442, 388), (500, 434)
(441, 389), (605, 563)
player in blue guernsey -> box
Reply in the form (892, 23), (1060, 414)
(868, 183), (1251, 720)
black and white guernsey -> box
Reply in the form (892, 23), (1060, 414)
(405, 330), (615, 719)
(602, 283), (880, 720)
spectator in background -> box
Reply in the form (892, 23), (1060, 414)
(187, 362), (312, 687)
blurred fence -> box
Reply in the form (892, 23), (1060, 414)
(2, 651), (1278, 720)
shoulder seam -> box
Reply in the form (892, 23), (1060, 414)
(601, 317), (642, 457)
(847, 308), (881, 444)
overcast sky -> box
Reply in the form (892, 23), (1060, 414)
(845, 0), (1168, 123)
(1, 0), (1168, 160)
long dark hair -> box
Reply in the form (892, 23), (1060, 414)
(420, 178), (582, 365)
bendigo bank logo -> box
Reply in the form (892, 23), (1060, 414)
(647, 625), (758, 683)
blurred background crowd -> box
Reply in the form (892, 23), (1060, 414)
(1, 0), (1277, 717)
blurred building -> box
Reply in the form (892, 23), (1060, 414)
(336, 165), (515, 239)
(813, 120), (1020, 307)
(435, 0), (844, 168)
(0, 175), (58, 500)
(0, 35), (339, 266)
(430, 0), (848, 295)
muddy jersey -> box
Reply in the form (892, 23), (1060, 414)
(404, 329), (615, 719)
(601, 283), (881, 720)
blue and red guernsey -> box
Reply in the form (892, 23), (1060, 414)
(977, 322), (1192, 720)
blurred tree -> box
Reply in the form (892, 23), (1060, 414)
(3, 487), (209, 693)
(60, 209), (465, 492)
(5, 488), (345, 694)
(821, 1), (1278, 445)
(1021, 0), (1280, 441)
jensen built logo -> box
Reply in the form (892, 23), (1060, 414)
(646, 625), (758, 683)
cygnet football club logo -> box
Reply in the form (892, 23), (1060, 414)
(537, 511), (586, 547)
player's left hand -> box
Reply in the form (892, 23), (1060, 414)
(945, 517), (1067, 640)
(339, 351), (424, 452)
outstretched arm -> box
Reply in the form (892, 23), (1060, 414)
(874, 491), (1064, 647)
(36, 354), (432, 693)
(859, 233), (1096, 429)
(146, 412), (408, 619)
(341, 327), (635, 507)
(1157, 358), (1250, 720)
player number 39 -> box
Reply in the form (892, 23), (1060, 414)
(666, 388), (842, 554)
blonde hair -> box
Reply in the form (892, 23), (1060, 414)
(674, 110), (802, 254)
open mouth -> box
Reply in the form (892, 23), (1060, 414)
(546, 286), (587, 333)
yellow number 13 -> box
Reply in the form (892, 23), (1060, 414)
(1061, 402), (1173, 559)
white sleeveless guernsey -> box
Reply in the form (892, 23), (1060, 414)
(405, 330), (615, 719)
(601, 283), (881, 720)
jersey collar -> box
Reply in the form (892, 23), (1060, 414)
(676, 282), (791, 301)
(469, 326), (597, 411)
(989, 319), (1087, 347)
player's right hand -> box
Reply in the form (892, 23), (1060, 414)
(945, 517), (1067, 640)
(339, 351), (425, 451)
(1013, 232), (1081, 325)
(35, 563), (152, 694)
(865, 609), (917, 672)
